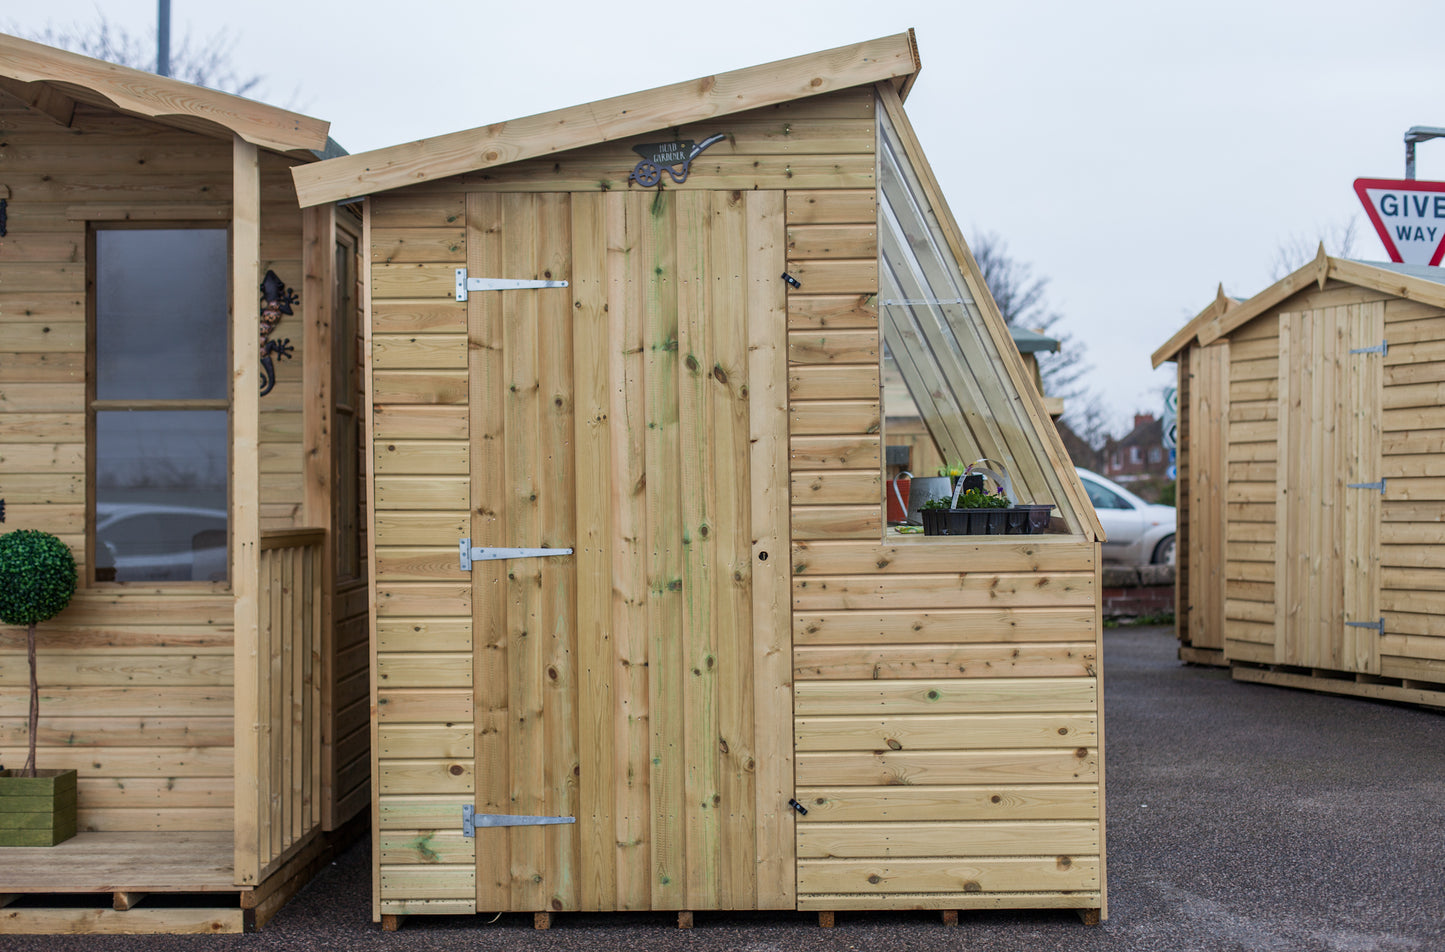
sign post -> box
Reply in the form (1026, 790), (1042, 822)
(1353, 178), (1445, 265)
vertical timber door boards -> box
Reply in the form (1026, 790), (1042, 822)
(1343, 303), (1383, 675)
(1275, 305), (1383, 673)
(469, 192), (581, 914)
(469, 190), (793, 913)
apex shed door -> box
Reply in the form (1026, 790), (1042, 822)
(1274, 303), (1383, 673)
(465, 190), (793, 913)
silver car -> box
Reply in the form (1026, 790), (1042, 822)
(1076, 468), (1176, 565)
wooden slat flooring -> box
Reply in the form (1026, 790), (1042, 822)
(0, 831), (236, 892)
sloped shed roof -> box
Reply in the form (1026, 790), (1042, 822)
(0, 31), (330, 155)
(1153, 249), (1445, 367)
(292, 32), (921, 206)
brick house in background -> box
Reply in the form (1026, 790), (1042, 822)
(1102, 413), (1169, 492)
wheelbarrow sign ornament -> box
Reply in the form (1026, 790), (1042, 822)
(629, 133), (726, 187)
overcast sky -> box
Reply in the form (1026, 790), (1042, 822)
(10, 0), (1445, 435)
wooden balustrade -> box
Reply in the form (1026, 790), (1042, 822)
(237, 528), (326, 882)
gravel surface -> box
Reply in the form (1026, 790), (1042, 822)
(3, 625), (1443, 951)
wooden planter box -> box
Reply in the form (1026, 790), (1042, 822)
(0, 769), (78, 847)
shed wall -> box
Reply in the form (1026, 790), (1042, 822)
(0, 103), (241, 832)
(365, 85), (1104, 918)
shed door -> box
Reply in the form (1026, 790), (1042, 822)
(465, 190), (793, 913)
(1274, 304), (1383, 673)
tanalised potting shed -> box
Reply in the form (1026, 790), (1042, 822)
(0, 35), (369, 932)
(1154, 250), (1445, 707)
(293, 30), (1107, 927)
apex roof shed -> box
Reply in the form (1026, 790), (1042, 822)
(1154, 251), (1445, 707)
(0, 34), (368, 932)
(295, 30), (1108, 928)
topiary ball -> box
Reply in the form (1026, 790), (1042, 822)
(0, 529), (77, 628)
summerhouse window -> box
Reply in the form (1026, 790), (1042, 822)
(89, 226), (229, 583)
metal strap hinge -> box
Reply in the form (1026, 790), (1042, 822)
(1349, 340), (1388, 356)
(881, 298), (965, 306)
(459, 539), (573, 571)
(1346, 479), (1386, 494)
(455, 268), (568, 301)
(463, 805), (576, 837)
(1345, 618), (1385, 634)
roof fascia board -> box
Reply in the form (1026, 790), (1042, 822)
(875, 82), (1102, 541)
(1160, 256), (1445, 363)
(0, 32), (329, 153)
(291, 30), (921, 207)
(1196, 248), (1330, 347)
(1326, 257), (1445, 310)
(1151, 284), (1232, 368)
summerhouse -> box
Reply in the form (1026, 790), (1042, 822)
(0, 34), (368, 932)
(1154, 250), (1445, 707)
(293, 30), (1108, 928)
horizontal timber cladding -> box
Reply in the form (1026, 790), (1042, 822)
(785, 184), (882, 542)
(390, 88), (876, 196)
(791, 532), (1102, 910)
(366, 186), (475, 917)
(0, 590), (234, 832)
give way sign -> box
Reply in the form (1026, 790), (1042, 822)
(1354, 178), (1445, 265)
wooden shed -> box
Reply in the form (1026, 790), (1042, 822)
(0, 35), (369, 932)
(293, 30), (1108, 928)
(1154, 250), (1445, 708)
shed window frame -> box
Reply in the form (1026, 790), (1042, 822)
(876, 93), (1078, 538)
(86, 222), (232, 587)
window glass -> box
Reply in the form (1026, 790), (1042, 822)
(1083, 478), (1130, 510)
(95, 229), (228, 400)
(95, 411), (228, 582)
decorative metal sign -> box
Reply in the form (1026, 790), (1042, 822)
(258, 269), (298, 396)
(628, 133), (726, 188)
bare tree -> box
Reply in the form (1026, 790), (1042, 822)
(1270, 216), (1361, 280)
(972, 232), (1102, 438)
(11, 14), (266, 99)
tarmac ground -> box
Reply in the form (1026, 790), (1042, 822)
(3, 624), (1442, 952)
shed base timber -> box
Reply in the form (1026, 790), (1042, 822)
(1231, 663), (1445, 710)
(0, 812), (365, 934)
(1179, 646), (1224, 666)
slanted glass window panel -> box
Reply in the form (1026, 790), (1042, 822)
(878, 98), (1077, 534)
(95, 410), (228, 582)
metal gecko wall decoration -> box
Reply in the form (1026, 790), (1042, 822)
(258, 269), (297, 396)
(628, 134), (727, 188)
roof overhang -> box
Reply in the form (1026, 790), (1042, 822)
(291, 30), (922, 208)
(0, 32), (330, 156)
(1152, 246), (1445, 366)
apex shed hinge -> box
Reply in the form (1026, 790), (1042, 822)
(880, 298), (966, 306)
(1349, 340), (1388, 356)
(459, 539), (573, 572)
(455, 268), (568, 301)
(1345, 618), (1385, 634)
(463, 805), (576, 837)
(1347, 479), (1387, 494)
